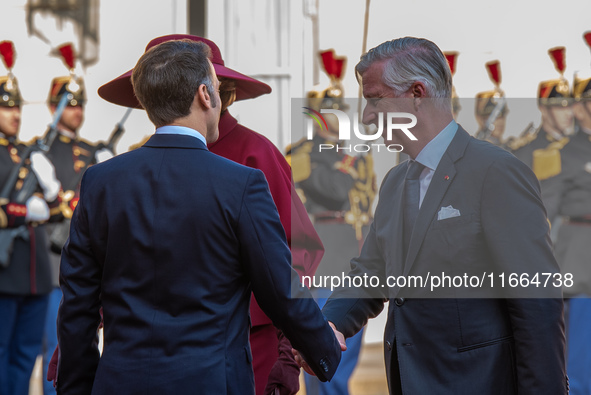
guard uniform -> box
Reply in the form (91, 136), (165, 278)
(540, 38), (591, 394)
(41, 43), (102, 395)
(0, 40), (55, 395)
(290, 49), (377, 395)
(511, 46), (573, 177)
(444, 52), (462, 119)
(474, 60), (510, 147)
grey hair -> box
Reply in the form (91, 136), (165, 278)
(355, 37), (453, 112)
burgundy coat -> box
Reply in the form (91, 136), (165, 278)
(208, 111), (324, 327)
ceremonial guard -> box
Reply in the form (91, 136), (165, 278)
(444, 51), (461, 119)
(41, 43), (112, 395)
(474, 60), (509, 147)
(287, 50), (376, 395)
(0, 40), (61, 395)
(539, 31), (591, 395)
(510, 47), (574, 177)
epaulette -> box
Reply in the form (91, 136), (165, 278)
(284, 142), (293, 156)
(285, 137), (309, 155)
(288, 140), (313, 183)
(23, 136), (38, 145)
(77, 138), (96, 149)
(334, 155), (359, 179)
(0, 205), (7, 228)
(507, 128), (539, 151)
(532, 137), (569, 180)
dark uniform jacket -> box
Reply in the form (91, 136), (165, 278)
(541, 127), (591, 296)
(287, 133), (376, 277)
(510, 127), (563, 175)
(44, 132), (97, 286)
(0, 136), (53, 295)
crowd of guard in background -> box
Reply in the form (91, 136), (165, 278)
(1, 29), (591, 395)
(287, 49), (377, 395)
(532, 32), (591, 395)
(41, 43), (115, 395)
(467, 32), (591, 395)
(0, 40), (112, 395)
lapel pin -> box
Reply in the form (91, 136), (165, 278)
(444, 175), (450, 180)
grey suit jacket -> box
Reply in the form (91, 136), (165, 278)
(323, 126), (567, 394)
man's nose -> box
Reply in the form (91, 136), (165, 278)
(362, 102), (377, 126)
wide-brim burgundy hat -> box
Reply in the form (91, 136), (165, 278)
(98, 34), (272, 109)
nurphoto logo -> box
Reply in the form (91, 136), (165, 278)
(302, 107), (418, 153)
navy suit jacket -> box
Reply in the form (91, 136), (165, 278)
(57, 133), (340, 394)
(323, 127), (567, 394)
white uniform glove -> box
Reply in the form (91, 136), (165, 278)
(25, 195), (50, 223)
(95, 148), (114, 163)
(30, 151), (61, 201)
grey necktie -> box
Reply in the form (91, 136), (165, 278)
(403, 160), (425, 260)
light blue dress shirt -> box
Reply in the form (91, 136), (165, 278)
(414, 120), (458, 207)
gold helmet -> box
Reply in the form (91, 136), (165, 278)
(444, 51), (461, 115)
(538, 47), (571, 107)
(573, 32), (591, 101)
(307, 49), (349, 112)
(0, 40), (23, 107)
(475, 60), (507, 117)
(48, 43), (86, 106)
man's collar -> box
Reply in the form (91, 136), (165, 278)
(415, 120), (458, 171)
(155, 125), (207, 146)
(59, 129), (77, 140)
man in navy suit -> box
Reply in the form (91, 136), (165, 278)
(297, 37), (567, 394)
(56, 39), (342, 394)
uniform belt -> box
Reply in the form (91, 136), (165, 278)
(314, 211), (347, 223)
(566, 216), (591, 225)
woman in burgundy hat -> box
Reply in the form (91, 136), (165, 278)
(50, 34), (325, 395)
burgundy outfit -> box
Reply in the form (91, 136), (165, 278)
(208, 110), (324, 394)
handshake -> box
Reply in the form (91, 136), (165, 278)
(292, 321), (347, 377)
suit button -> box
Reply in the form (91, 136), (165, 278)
(319, 358), (329, 373)
(386, 341), (392, 351)
(394, 297), (405, 306)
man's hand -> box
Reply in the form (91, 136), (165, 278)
(292, 321), (347, 376)
(329, 321), (347, 352)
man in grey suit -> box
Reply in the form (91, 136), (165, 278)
(296, 37), (567, 394)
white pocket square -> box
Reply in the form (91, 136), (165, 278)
(438, 205), (461, 220)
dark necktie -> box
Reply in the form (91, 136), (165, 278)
(403, 160), (425, 260)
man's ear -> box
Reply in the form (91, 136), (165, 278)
(410, 81), (427, 98)
(197, 84), (212, 109)
(411, 81), (427, 110)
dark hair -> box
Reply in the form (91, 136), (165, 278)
(132, 39), (214, 127)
